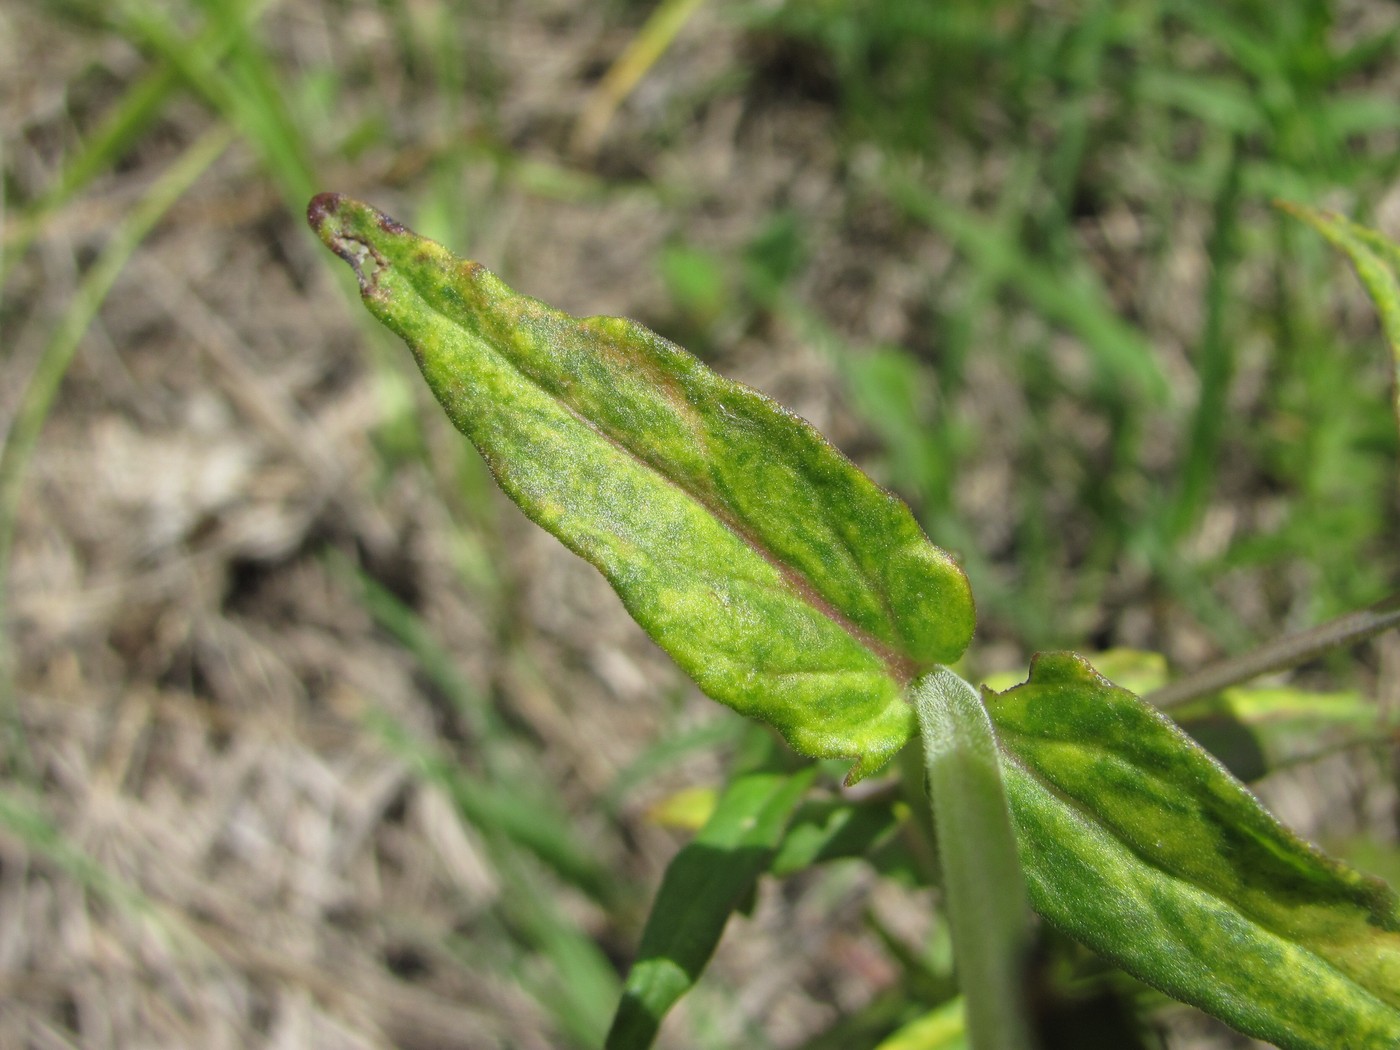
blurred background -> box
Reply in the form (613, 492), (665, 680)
(3, 0), (1400, 1046)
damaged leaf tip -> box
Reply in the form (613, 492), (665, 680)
(307, 193), (411, 293)
(307, 193), (975, 783)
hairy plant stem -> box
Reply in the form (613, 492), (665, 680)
(912, 667), (1033, 1050)
(1146, 592), (1400, 710)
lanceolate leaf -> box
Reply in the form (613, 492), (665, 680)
(308, 193), (974, 782)
(606, 767), (816, 1050)
(989, 653), (1400, 1050)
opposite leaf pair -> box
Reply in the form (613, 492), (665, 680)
(309, 194), (1400, 1050)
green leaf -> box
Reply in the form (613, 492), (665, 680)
(912, 668), (1033, 1050)
(307, 193), (974, 782)
(981, 647), (1168, 696)
(644, 784), (719, 831)
(873, 998), (967, 1050)
(769, 793), (903, 877)
(606, 766), (816, 1050)
(989, 652), (1400, 1050)
(1177, 684), (1396, 782)
(1279, 201), (1400, 443)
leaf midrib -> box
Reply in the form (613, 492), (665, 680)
(385, 257), (922, 685)
(998, 740), (1395, 1009)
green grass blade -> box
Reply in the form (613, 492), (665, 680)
(1, 0), (276, 280)
(430, 752), (616, 907)
(605, 766), (815, 1050)
(186, 0), (317, 203)
(882, 168), (1171, 406)
(365, 707), (615, 908)
(1278, 202), (1400, 445)
(118, 0), (316, 209)
(990, 653), (1400, 1050)
(912, 668), (1033, 1050)
(328, 549), (498, 741)
(2, 66), (180, 279)
(0, 788), (155, 919)
(0, 123), (235, 590)
(1134, 68), (1266, 134)
(307, 193), (975, 783)
(1169, 140), (1243, 538)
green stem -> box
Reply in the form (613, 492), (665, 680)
(911, 667), (1034, 1050)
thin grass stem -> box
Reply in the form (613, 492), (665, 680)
(1147, 592), (1400, 710)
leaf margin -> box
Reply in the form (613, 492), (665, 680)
(988, 651), (1400, 1050)
(306, 191), (976, 782)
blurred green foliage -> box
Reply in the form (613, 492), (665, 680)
(736, 0), (1400, 651)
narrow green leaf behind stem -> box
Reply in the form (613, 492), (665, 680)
(606, 766), (815, 1050)
(1279, 201), (1400, 446)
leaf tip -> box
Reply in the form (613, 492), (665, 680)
(985, 649), (1114, 700)
(306, 192), (400, 295)
(1020, 651), (1110, 690)
(306, 191), (345, 233)
(843, 745), (898, 787)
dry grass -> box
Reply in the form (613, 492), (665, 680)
(0, 5), (922, 1046)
